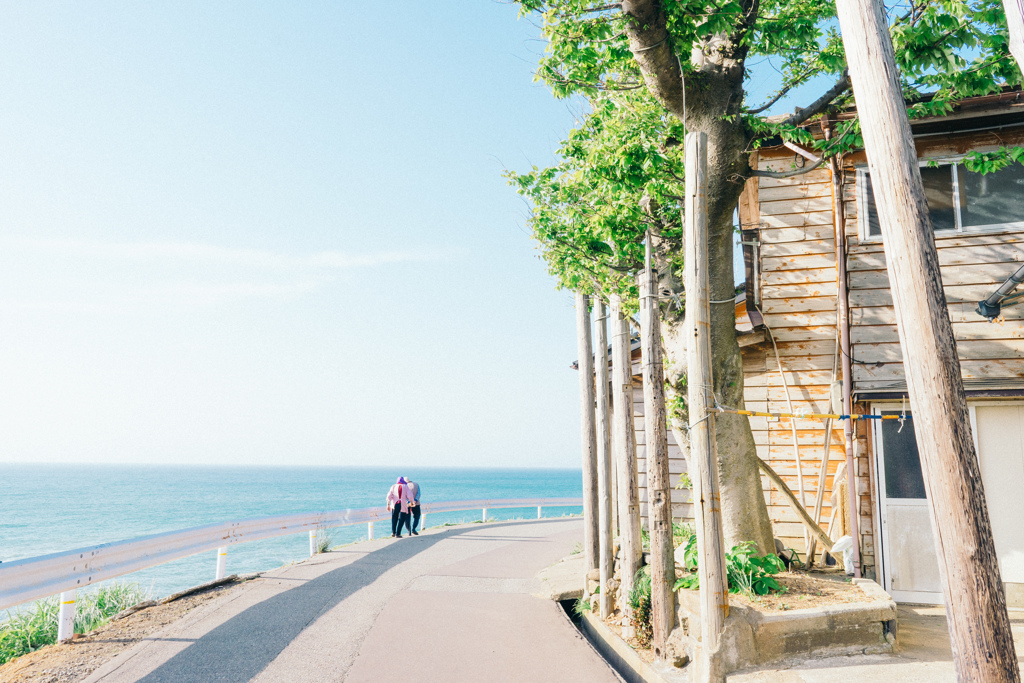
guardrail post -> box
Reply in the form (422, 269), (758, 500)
(309, 530), (316, 556)
(215, 547), (227, 580)
(537, 506), (542, 519)
(367, 521), (374, 540)
(421, 513), (426, 530)
(57, 590), (76, 642)
(482, 508), (488, 522)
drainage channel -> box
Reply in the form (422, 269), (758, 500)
(558, 599), (674, 683)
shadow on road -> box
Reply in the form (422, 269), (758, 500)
(134, 519), (569, 682)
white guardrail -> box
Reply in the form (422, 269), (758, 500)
(0, 497), (582, 640)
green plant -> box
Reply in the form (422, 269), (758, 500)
(314, 526), (333, 554)
(675, 473), (692, 490)
(0, 583), (149, 665)
(571, 542), (583, 555)
(572, 597), (591, 617)
(628, 567), (653, 649)
(673, 539), (786, 598)
(727, 542), (786, 596)
(672, 521), (694, 549)
(640, 528), (650, 551)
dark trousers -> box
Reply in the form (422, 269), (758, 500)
(406, 504), (421, 533)
(391, 506), (408, 536)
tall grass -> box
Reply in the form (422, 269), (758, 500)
(628, 567), (653, 648)
(0, 583), (149, 665)
(314, 526), (333, 554)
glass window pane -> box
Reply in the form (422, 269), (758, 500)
(920, 165), (956, 231)
(959, 163), (1024, 228)
(862, 165), (955, 236)
(863, 173), (882, 237)
(881, 411), (926, 499)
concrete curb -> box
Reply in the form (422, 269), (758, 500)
(580, 612), (687, 683)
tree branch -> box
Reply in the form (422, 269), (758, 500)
(748, 64), (818, 115)
(749, 157), (825, 178)
(620, 0), (686, 119)
(780, 70), (850, 127)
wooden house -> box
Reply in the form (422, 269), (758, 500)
(737, 91), (1024, 606)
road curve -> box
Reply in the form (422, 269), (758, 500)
(83, 518), (620, 683)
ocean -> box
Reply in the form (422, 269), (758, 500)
(0, 465), (582, 604)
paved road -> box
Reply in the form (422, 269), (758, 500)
(84, 518), (620, 683)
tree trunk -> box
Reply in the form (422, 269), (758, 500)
(639, 233), (676, 657)
(836, 1), (1020, 679)
(576, 293), (601, 580)
(611, 294), (643, 611)
(622, 0), (774, 557)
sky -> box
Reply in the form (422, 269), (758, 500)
(0, 2), (823, 469)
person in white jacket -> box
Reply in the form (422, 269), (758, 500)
(386, 477), (411, 538)
(404, 478), (421, 536)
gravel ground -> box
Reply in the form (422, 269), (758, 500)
(0, 578), (253, 683)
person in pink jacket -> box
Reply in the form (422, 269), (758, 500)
(386, 477), (411, 538)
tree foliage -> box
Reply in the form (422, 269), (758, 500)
(511, 0), (1022, 301)
(507, 93), (685, 305)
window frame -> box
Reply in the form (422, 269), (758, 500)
(856, 155), (1024, 243)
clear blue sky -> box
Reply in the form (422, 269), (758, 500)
(0, 2), (815, 468)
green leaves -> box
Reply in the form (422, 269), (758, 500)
(505, 91), (684, 303)
(672, 539), (787, 597)
(962, 146), (1024, 174)
(510, 0), (1021, 305)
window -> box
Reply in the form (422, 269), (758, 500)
(860, 160), (1024, 238)
(879, 411), (926, 499)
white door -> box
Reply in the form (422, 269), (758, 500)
(874, 403), (1024, 605)
(873, 407), (944, 604)
(974, 405), (1024, 595)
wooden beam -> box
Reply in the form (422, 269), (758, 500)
(576, 293), (601, 580)
(610, 293), (642, 614)
(806, 418), (835, 566)
(755, 456), (838, 563)
(594, 300), (614, 619)
(639, 231), (675, 657)
(684, 132), (729, 683)
(836, 1), (1020, 679)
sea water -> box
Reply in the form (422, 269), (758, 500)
(0, 465), (582, 604)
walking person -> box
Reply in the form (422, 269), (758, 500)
(404, 477), (421, 536)
(387, 477), (410, 538)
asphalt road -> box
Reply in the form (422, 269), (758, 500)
(83, 518), (620, 683)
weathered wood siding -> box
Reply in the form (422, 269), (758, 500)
(841, 127), (1024, 393)
(748, 151), (875, 574)
(748, 118), (1024, 577)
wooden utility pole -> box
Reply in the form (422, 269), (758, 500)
(835, 3), (1020, 681)
(610, 293), (642, 612)
(1004, 0), (1024, 70)
(595, 299), (615, 618)
(685, 132), (729, 683)
(576, 292), (600, 582)
(639, 230), (676, 657)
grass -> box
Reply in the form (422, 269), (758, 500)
(641, 521), (692, 552)
(572, 597), (591, 618)
(628, 567), (653, 649)
(0, 582), (150, 665)
(314, 526), (333, 554)
(571, 542), (583, 555)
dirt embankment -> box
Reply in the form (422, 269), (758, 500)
(0, 578), (253, 683)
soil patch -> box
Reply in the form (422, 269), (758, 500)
(0, 578), (253, 683)
(599, 571), (870, 663)
(729, 571), (864, 611)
